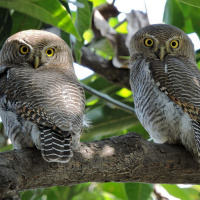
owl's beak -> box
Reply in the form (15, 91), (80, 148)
(158, 47), (166, 61)
(34, 56), (40, 69)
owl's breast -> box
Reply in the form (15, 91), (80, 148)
(1, 67), (85, 132)
(130, 58), (194, 147)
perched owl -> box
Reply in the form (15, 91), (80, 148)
(0, 30), (85, 163)
(129, 24), (200, 158)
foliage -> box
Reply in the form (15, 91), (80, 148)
(0, 0), (200, 199)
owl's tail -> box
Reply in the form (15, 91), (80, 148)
(40, 128), (73, 163)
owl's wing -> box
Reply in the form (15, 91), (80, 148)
(0, 67), (85, 163)
(149, 56), (200, 153)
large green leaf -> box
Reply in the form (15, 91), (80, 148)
(11, 11), (42, 35)
(163, 0), (185, 29)
(0, 0), (80, 39)
(125, 183), (153, 200)
(164, 0), (200, 38)
(74, 0), (93, 62)
(179, 0), (200, 8)
(162, 184), (199, 200)
(189, 6), (200, 38)
(59, 0), (71, 46)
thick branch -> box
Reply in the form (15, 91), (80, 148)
(0, 132), (199, 199)
(79, 46), (130, 89)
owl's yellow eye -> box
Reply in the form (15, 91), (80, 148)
(19, 45), (29, 55)
(170, 40), (179, 48)
(144, 38), (154, 47)
(46, 48), (54, 57)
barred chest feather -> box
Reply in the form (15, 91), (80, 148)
(130, 59), (196, 154)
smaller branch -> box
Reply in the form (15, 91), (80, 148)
(113, 19), (127, 29)
(112, 0), (116, 5)
(79, 46), (130, 89)
(81, 83), (135, 115)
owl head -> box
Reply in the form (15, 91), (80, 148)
(0, 30), (74, 70)
(129, 24), (196, 63)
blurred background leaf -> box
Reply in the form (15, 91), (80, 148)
(0, 0), (80, 39)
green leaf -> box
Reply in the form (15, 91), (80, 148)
(116, 21), (128, 34)
(0, 144), (13, 152)
(88, 0), (107, 7)
(163, 0), (185, 29)
(178, 0), (200, 8)
(83, 29), (94, 43)
(164, 0), (200, 37)
(125, 183), (153, 200)
(82, 105), (138, 141)
(88, 38), (114, 58)
(82, 74), (137, 140)
(178, 3), (194, 34)
(102, 182), (128, 200)
(11, 11), (42, 35)
(109, 17), (119, 28)
(161, 184), (197, 200)
(116, 88), (132, 98)
(60, 0), (71, 46)
(188, 6), (200, 38)
(74, 0), (93, 62)
(0, 8), (12, 48)
(0, 0), (80, 39)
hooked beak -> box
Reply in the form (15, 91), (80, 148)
(34, 56), (40, 69)
(158, 46), (166, 61)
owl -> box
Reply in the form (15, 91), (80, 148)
(129, 24), (200, 158)
(0, 30), (85, 163)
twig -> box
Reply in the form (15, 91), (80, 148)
(114, 19), (127, 29)
(81, 82), (135, 115)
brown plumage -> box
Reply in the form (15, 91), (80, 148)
(129, 24), (200, 157)
(0, 30), (85, 163)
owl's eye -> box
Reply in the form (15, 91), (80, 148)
(46, 48), (54, 57)
(170, 40), (179, 48)
(144, 38), (154, 47)
(19, 45), (29, 55)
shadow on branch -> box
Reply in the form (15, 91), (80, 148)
(0, 132), (199, 199)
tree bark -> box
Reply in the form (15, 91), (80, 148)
(0, 132), (199, 200)
(79, 46), (130, 89)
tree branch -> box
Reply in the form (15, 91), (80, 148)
(0, 132), (199, 199)
(79, 46), (130, 89)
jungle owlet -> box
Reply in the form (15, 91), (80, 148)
(129, 24), (200, 158)
(0, 30), (85, 163)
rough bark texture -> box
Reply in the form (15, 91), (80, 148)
(0, 132), (199, 199)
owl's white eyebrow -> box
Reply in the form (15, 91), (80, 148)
(18, 38), (28, 44)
